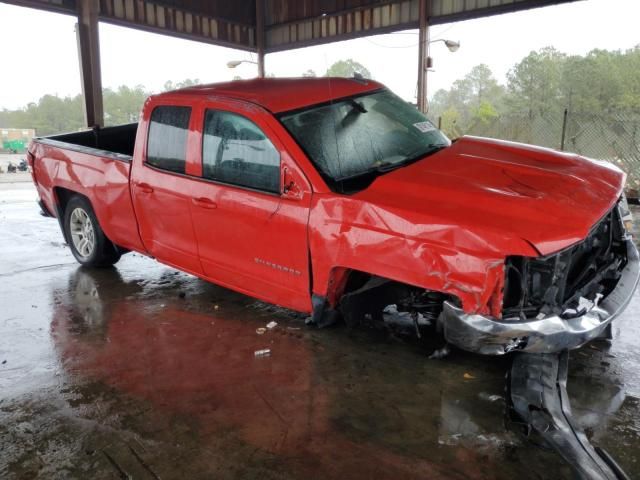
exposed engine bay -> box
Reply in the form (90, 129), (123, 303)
(503, 203), (628, 321)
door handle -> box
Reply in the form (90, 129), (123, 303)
(192, 197), (217, 209)
(136, 182), (154, 194)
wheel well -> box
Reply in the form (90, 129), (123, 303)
(53, 187), (127, 255)
(53, 186), (86, 215)
(318, 268), (457, 329)
(52, 187), (85, 244)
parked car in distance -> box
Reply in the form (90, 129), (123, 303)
(27, 77), (640, 355)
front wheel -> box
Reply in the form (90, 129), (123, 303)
(64, 195), (121, 267)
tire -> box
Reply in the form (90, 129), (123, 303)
(63, 195), (121, 267)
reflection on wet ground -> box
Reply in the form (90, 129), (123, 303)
(1, 184), (639, 479)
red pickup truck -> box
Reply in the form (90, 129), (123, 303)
(28, 77), (639, 355)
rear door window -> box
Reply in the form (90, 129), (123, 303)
(147, 106), (191, 174)
(202, 110), (280, 193)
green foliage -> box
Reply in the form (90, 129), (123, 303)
(324, 59), (372, 79)
(429, 63), (504, 129)
(0, 80), (202, 135)
(430, 46), (640, 135)
(0, 94), (85, 136)
(163, 78), (200, 91)
(103, 85), (148, 125)
(472, 100), (499, 124)
(506, 47), (565, 118)
(438, 107), (462, 138)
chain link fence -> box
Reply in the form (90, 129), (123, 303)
(433, 111), (640, 195)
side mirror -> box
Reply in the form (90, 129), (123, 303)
(282, 166), (302, 200)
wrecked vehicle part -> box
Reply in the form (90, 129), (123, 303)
(440, 231), (640, 355)
(503, 205), (627, 321)
(510, 351), (630, 480)
(337, 276), (451, 334)
(308, 136), (627, 322)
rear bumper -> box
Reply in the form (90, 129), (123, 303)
(441, 239), (640, 355)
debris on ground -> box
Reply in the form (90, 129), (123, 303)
(510, 351), (629, 479)
(214, 305), (220, 310)
(256, 327), (266, 335)
(2, 360), (6, 364)
(478, 392), (502, 403)
(254, 349), (271, 357)
(463, 373), (475, 379)
(178, 292), (186, 299)
(266, 321), (278, 330)
(428, 345), (450, 359)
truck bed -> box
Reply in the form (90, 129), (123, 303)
(29, 123), (145, 253)
(37, 123), (137, 160)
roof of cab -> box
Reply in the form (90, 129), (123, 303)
(160, 77), (384, 114)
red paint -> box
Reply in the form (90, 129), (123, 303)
(30, 79), (626, 316)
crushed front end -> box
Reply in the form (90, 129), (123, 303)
(441, 197), (640, 354)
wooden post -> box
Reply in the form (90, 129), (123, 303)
(256, 0), (265, 78)
(560, 108), (568, 151)
(417, 0), (429, 113)
(76, 0), (104, 128)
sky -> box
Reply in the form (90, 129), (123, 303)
(0, 0), (639, 110)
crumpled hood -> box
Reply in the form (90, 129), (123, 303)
(354, 136), (625, 256)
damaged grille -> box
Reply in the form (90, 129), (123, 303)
(502, 202), (628, 320)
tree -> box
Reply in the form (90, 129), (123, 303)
(0, 79), (199, 135)
(103, 85), (149, 125)
(466, 64), (504, 108)
(324, 59), (372, 79)
(163, 78), (200, 91)
(428, 64), (504, 130)
(506, 47), (565, 118)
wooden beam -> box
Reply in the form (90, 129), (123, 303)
(76, 0), (104, 128)
(417, 0), (429, 113)
(256, 0), (266, 77)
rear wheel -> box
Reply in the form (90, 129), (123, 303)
(64, 195), (121, 267)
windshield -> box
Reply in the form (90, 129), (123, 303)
(279, 89), (450, 185)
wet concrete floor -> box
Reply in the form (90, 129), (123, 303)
(1, 182), (640, 479)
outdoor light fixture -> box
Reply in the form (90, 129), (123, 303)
(443, 39), (460, 52)
(226, 59), (258, 68)
(428, 38), (461, 52)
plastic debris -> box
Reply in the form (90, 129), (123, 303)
(463, 373), (475, 379)
(256, 327), (267, 335)
(254, 349), (271, 357)
(266, 321), (278, 330)
(214, 305), (220, 310)
(428, 345), (450, 359)
(478, 392), (502, 402)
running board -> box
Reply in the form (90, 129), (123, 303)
(510, 351), (629, 480)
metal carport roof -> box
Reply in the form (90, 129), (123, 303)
(0, 0), (580, 125)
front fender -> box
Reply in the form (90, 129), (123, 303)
(309, 195), (537, 316)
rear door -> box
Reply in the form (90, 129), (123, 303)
(130, 103), (203, 274)
(188, 99), (313, 312)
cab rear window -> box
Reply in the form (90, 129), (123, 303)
(147, 106), (191, 174)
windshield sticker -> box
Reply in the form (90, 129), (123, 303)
(413, 121), (436, 133)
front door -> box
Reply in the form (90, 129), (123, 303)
(188, 104), (312, 312)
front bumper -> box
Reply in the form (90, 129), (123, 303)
(441, 239), (640, 355)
